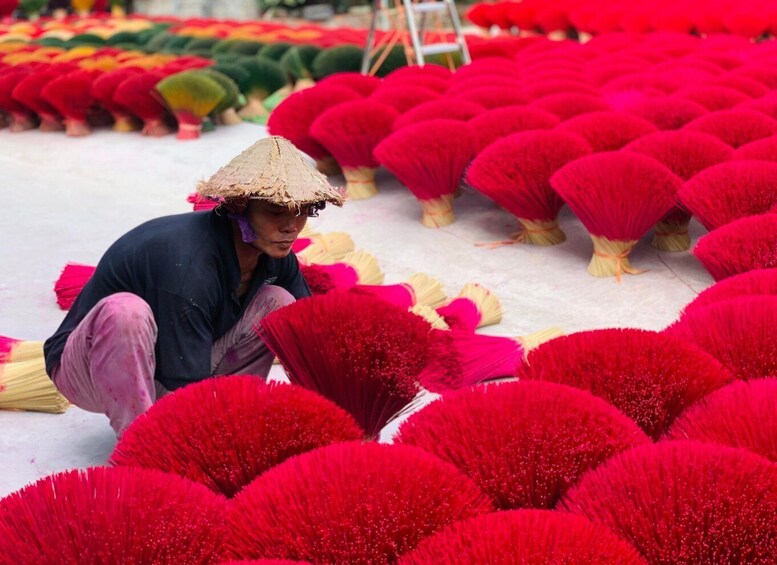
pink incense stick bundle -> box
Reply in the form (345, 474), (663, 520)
(267, 84), (361, 175)
(453, 58), (522, 81)
(417, 327), (563, 393)
(683, 108), (777, 148)
(310, 99), (399, 200)
(555, 111), (659, 152)
(435, 283), (502, 332)
(692, 214), (777, 280)
(397, 381), (649, 509)
(91, 67), (142, 132)
(733, 135), (777, 162)
(678, 85), (751, 111)
(385, 64), (452, 82)
(225, 442), (493, 562)
(561, 442), (777, 564)
(679, 160), (777, 231)
(602, 73), (681, 96)
(374, 119), (476, 228)
(740, 92), (777, 120)
(299, 250), (384, 294)
(399, 510), (647, 565)
(368, 85), (439, 113)
(466, 130), (592, 246)
(187, 192), (220, 211)
(681, 269), (777, 314)
(0, 67), (36, 131)
(392, 99), (484, 131)
(40, 69), (97, 137)
(707, 75), (769, 97)
(293, 231), (354, 264)
(12, 64), (73, 131)
(452, 86), (527, 109)
(0, 466), (228, 563)
(111, 377), (363, 498)
(113, 71), (171, 137)
(383, 74), (448, 93)
(443, 76), (523, 97)
(528, 92), (611, 120)
(468, 105), (560, 152)
(550, 152), (682, 279)
(623, 130), (733, 251)
(54, 262), (96, 310)
(665, 379), (777, 462)
(622, 95), (708, 130)
(665, 295), (777, 381)
(524, 79), (600, 100)
(731, 64), (777, 88)
(518, 328), (733, 439)
(257, 292), (434, 437)
(349, 273), (446, 310)
(317, 72), (381, 96)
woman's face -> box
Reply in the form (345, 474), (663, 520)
(244, 200), (309, 258)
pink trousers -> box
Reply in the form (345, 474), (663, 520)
(51, 286), (294, 436)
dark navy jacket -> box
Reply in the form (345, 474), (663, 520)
(44, 210), (310, 390)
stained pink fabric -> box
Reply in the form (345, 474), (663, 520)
(51, 286), (294, 436)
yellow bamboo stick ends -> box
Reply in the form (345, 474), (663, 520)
(420, 195), (456, 228)
(651, 218), (691, 252)
(460, 283), (502, 328)
(588, 236), (645, 281)
(515, 219), (567, 246)
(405, 274), (447, 308)
(296, 232), (355, 265)
(410, 305), (450, 330)
(0, 342), (69, 414)
(342, 251), (385, 285)
(516, 327), (565, 354)
(343, 166), (378, 200)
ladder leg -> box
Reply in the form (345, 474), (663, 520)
(444, 0), (470, 64)
(402, 0), (426, 66)
(362, 0), (380, 74)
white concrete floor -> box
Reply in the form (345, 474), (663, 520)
(0, 123), (714, 497)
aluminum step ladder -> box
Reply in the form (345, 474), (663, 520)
(362, 0), (471, 74)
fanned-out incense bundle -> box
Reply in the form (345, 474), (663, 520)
(267, 85), (361, 175)
(374, 119), (476, 228)
(692, 214), (777, 280)
(202, 68), (242, 125)
(556, 111), (659, 151)
(681, 269), (777, 314)
(317, 72), (381, 96)
(113, 71), (171, 136)
(54, 262), (95, 310)
(187, 192), (220, 211)
(235, 57), (288, 119)
(561, 442), (777, 565)
(111, 377), (363, 498)
(0, 467), (228, 563)
(678, 86), (750, 111)
(444, 76), (523, 97)
(550, 152), (682, 279)
(623, 130), (733, 251)
(399, 510), (647, 565)
(0, 336), (69, 413)
(292, 231), (354, 263)
(310, 99), (399, 200)
(398, 382), (649, 510)
(12, 64), (72, 131)
(683, 108), (777, 148)
(155, 71), (226, 140)
(678, 161), (777, 231)
(40, 69), (97, 137)
(453, 86), (527, 109)
(417, 327), (564, 393)
(435, 283), (502, 332)
(91, 67), (142, 132)
(349, 273), (446, 310)
(369, 85), (439, 113)
(733, 135), (777, 162)
(225, 442), (493, 562)
(529, 92), (611, 120)
(0, 68), (36, 132)
(392, 99), (484, 131)
(466, 130), (592, 246)
(518, 329), (732, 439)
(468, 106), (560, 152)
(298, 250), (384, 294)
(258, 292), (434, 437)
(621, 95), (708, 130)
(665, 296), (777, 381)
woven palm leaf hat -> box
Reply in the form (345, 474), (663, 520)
(197, 136), (345, 210)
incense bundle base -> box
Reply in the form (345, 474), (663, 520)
(420, 195), (456, 228)
(588, 236), (643, 280)
(217, 108), (243, 126)
(516, 218), (567, 246)
(0, 340), (69, 414)
(237, 96), (268, 119)
(315, 155), (341, 176)
(651, 217), (691, 252)
(112, 114), (140, 132)
(343, 166), (378, 200)
(142, 118), (172, 137)
(64, 118), (91, 137)
(9, 112), (36, 132)
(39, 113), (64, 132)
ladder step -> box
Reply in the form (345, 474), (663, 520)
(419, 42), (462, 56)
(412, 2), (449, 13)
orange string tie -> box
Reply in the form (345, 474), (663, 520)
(475, 224), (556, 249)
(592, 249), (647, 283)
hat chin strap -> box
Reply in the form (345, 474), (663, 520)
(228, 212), (259, 244)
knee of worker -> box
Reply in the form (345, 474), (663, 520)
(259, 285), (296, 313)
(93, 293), (157, 337)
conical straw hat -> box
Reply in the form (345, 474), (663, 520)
(196, 136), (345, 208)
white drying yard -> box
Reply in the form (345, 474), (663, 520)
(0, 123), (714, 497)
